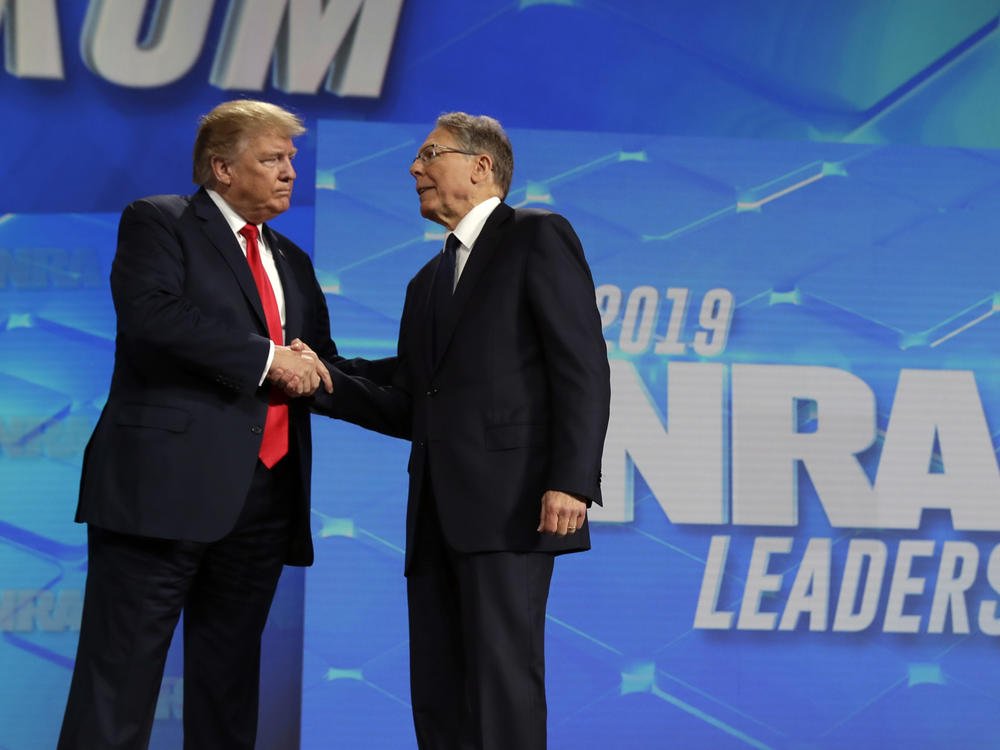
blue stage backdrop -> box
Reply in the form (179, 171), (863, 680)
(303, 121), (1000, 750)
(2, 2), (1000, 749)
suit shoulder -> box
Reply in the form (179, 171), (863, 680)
(121, 194), (193, 225)
(510, 207), (574, 233)
(511, 206), (564, 222)
(508, 207), (580, 244)
(511, 208), (590, 274)
(127, 193), (190, 213)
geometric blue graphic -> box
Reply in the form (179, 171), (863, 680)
(6, 1), (1000, 748)
(304, 121), (1000, 749)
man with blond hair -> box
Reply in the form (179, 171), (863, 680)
(58, 99), (380, 749)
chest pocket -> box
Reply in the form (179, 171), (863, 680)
(484, 423), (546, 450)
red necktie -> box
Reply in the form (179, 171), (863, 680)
(239, 223), (288, 468)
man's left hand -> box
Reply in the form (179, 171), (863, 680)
(537, 490), (587, 536)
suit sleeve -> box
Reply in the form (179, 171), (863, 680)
(309, 281), (416, 441)
(111, 198), (270, 392)
(525, 214), (611, 505)
(312, 363), (411, 440)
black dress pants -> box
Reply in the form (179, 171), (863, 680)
(407, 490), (555, 750)
(57, 457), (293, 750)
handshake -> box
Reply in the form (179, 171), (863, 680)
(265, 338), (332, 398)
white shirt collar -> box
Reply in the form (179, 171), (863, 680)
(206, 188), (262, 237)
(449, 196), (501, 251)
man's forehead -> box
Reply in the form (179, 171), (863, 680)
(421, 127), (457, 147)
(245, 130), (296, 151)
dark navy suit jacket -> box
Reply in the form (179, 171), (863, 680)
(76, 188), (378, 565)
(314, 203), (611, 571)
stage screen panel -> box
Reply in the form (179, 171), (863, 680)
(302, 120), (1000, 750)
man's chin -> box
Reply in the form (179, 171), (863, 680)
(267, 197), (292, 216)
(419, 205), (444, 226)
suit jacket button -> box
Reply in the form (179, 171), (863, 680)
(251, 425), (264, 434)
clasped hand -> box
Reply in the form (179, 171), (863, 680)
(266, 339), (333, 397)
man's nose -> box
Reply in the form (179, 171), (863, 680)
(409, 159), (423, 178)
(280, 158), (296, 180)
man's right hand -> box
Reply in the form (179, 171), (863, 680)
(267, 345), (333, 397)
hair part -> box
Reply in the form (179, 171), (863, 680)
(435, 112), (514, 199)
(192, 99), (306, 186)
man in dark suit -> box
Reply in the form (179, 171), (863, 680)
(58, 100), (375, 750)
(311, 112), (611, 750)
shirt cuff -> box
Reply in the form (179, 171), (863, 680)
(258, 340), (275, 387)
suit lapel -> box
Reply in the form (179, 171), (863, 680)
(192, 189), (270, 334)
(415, 259), (440, 376)
(432, 203), (512, 369)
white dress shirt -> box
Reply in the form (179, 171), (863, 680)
(445, 196), (501, 290)
(206, 189), (284, 384)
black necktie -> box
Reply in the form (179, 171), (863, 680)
(432, 234), (460, 360)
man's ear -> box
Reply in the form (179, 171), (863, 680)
(470, 153), (494, 186)
(210, 155), (232, 187)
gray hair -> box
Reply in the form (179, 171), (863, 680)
(435, 112), (513, 198)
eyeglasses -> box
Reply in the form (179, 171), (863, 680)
(412, 143), (477, 165)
